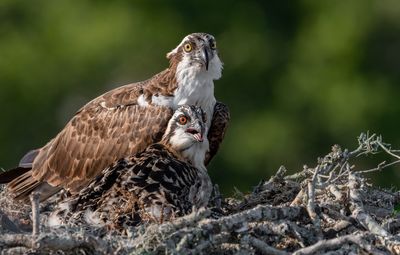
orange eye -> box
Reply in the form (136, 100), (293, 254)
(184, 43), (192, 52)
(178, 116), (188, 125)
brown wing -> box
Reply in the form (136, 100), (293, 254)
(7, 103), (173, 201)
(205, 102), (230, 165)
(34, 104), (173, 192)
(5, 68), (180, 202)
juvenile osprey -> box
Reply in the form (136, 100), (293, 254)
(0, 33), (229, 202)
(50, 105), (212, 229)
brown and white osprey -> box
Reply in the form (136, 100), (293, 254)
(0, 33), (229, 202)
(49, 105), (212, 229)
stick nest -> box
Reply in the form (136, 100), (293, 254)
(1, 133), (400, 254)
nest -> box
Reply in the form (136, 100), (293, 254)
(1, 133), (400, 254)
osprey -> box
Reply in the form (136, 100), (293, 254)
(0, 33), (229, 202)
(50, 105), (212, 229)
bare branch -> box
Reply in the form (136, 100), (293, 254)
(30, 192), (40, 236)
(348, 172), (389, 237)
(247, 235), (289, 255)
(292, 233), (376, 255)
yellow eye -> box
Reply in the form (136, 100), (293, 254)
(178, 115), (188, 125)
(210, 41), (217, 49)
(184, 43), (192, 52)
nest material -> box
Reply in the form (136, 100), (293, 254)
(1, 133), (400, 254)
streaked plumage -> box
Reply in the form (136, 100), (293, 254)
(50, 105), (212, 230)
(0, 33), (229, 202)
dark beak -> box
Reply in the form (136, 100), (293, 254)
(203, 48), (209, 71)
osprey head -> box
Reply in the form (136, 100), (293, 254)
(167, 33), (223, 80)
(162, 105), (208, 156)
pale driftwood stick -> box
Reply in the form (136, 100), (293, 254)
(377, 141), (400, 160)
(133, 208), (211, 250)
(30, 192), (40, 236)
(0, 232), (111, 253)
(358, 159), (400, 174)
(285, 165), (311, 181)
(320, 204), (352, 222)
(157, 207), (211, 233)
(247, 235), (290, 255)
(198, 204), (306, 233)
(328, 184), (343, 200)
(306, 167), (323, 240)
(291, 188), (305, 206)
(348, 172), (389, 237)
(292, 233), (367, 255)
(250, 220), (309, 247)
(328, 219), (352, 233)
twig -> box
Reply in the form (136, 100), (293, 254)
(247, 235), (289, 255)
(306, 167), (323, 240)
(348, 172), (389, 237)
(293, 233), (367, 255)
(377, 141), (400, 160)
(30, 192), (40, 236)
(290, 188), (305, 206)
(358, 159), (400, 174)
(327, 184), (343, 200)
(0, 232), (111, 253)
(198, 204), (306, 233)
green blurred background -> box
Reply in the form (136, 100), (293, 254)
(1, 0), (400, 195)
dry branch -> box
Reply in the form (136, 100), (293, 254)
(0, 232), (111, 253)
(30, 192), (40, 236)
(1, 132), (400, 254)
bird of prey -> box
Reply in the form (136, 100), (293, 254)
(49, 105), (212, 229)
(0, 33), (229, 202)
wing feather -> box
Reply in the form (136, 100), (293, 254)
(31, 104), (173, 193)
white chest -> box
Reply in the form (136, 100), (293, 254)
(151, 73), (216, 129)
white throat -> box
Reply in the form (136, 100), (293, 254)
(181, 139), (209, 170)
(151, 56), (222, 130)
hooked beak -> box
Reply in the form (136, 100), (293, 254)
(202, 47), (209, 71)
(186, 127), (204, 142)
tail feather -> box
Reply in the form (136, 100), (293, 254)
(0, 167), (31, 184)
(0, 148), (61, 202)
(7, 170), (41, 201)
(7, 170), (61, 202)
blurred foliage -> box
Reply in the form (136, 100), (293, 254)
(1, 0), (400, 195)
